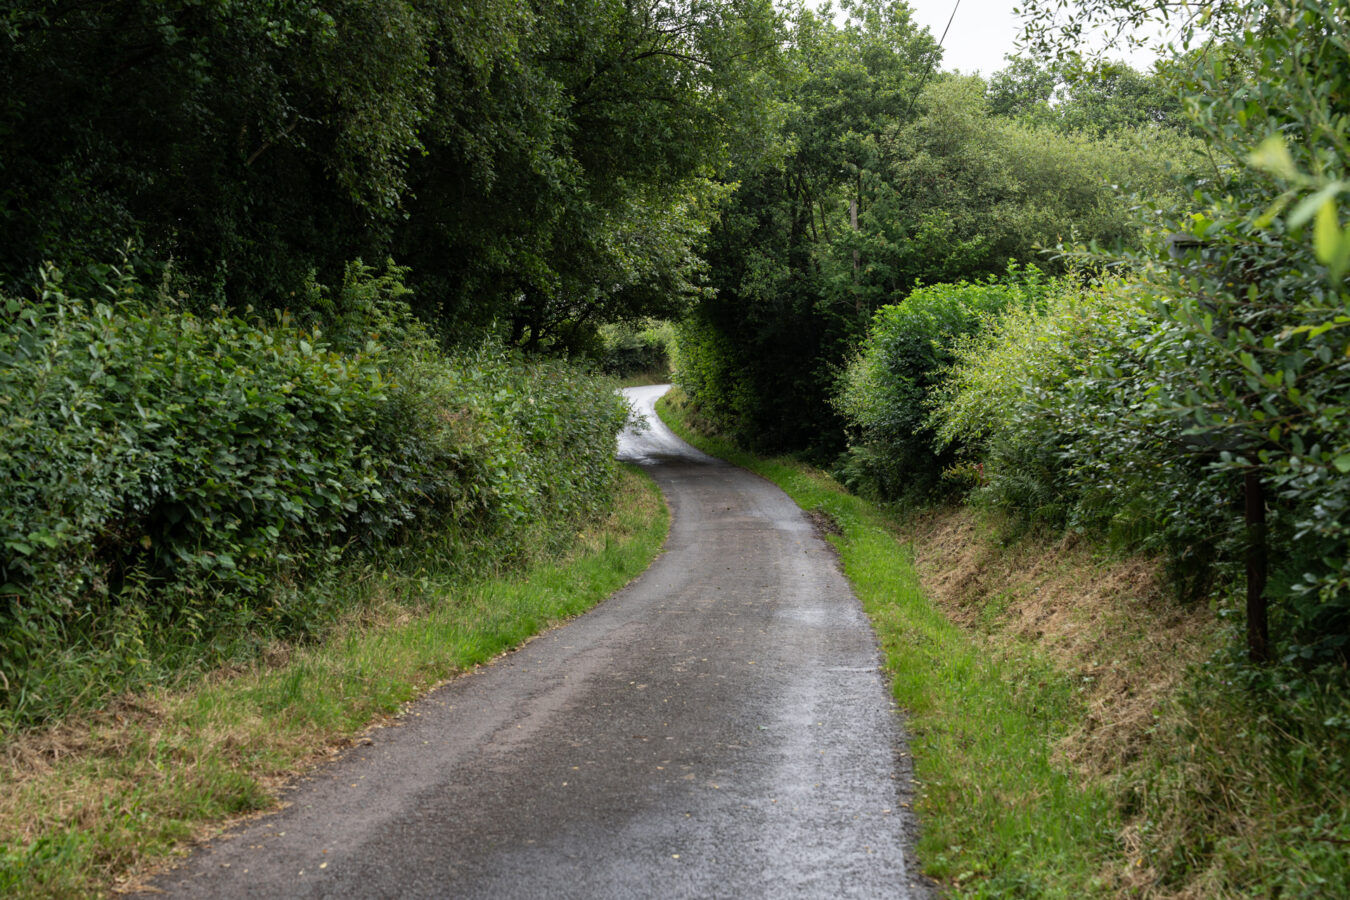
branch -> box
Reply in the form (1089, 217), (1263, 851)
(244, 119), (301, 168)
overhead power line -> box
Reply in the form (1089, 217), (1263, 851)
(903, 0), (963, 120)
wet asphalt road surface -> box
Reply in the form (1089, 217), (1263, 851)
(150, 384), (929, 899)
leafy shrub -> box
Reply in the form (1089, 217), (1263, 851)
(597, 321), (675, 380)
(994, 0), (1350, 665)
(834, 264), (1058, 500)
(932, 261), (1350, 666)
(930, 281), (1238, 589)
(0, 261), (627, 731)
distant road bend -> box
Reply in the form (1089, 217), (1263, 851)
(152, 384), (929, 899)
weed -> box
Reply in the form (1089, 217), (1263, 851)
(658, 389), (1350, 897)
(0, 465), (667, 898)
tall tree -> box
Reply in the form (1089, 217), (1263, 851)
(0, 0), (433, 303)
(393, 0), (780, 347)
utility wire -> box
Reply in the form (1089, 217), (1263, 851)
(903, 0), (963, 120)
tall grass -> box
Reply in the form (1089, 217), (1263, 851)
(658, 389), (1118, 894)
(660, 386), (1350, 897)
(0, 465), (668, 898)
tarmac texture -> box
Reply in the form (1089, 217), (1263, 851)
(149, 384), (929, 899)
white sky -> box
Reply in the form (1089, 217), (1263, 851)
(907, 0), (1023, 75)
(897, 0), (1167, 77)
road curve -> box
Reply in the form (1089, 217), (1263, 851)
(149, 384), (929, 899)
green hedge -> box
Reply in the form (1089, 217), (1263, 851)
(834, 264), (1058, 500)
(929, 274), (1350, 668)
(0, 262), (627, 731)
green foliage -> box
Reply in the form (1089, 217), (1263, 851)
(0, 263), (627, 732)
(596, 320), (675, 380)
(371, 0), (776, 346)
(835, 266), (1059, 500)
(1007, 0), (1350, 663)
(987, 55), (1190, 135)
(680, 0), (938, 458)
(930, 280), (1237, 596)
(0, 0), (433, 304)
(833, 74), (1197, 302)
(672, 315), (762, 437)
(1138, 0), (1350, 661)
(683, 3), (1196, 458)
(0, 0), (777, 340)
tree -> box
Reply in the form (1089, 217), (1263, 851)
(820, 73), (1193, 305)
(393, 0), (780, 348)
(986, 54), (1060, 119)
(1020, 0), (1350, 662)
(0, 0), (433, 304)
(987, 54), (1189, 134)
(0, 0), (779, 347)
(682, 0), (939, 455)
(680, 1), (1193, 455)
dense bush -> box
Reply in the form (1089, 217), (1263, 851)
(0, 262), (627, 731)
(836, 0), (1350, 666)
(597, 321), (675, 380)
(930, 281), (1238, 592)
(671, 315), (762, 438)
(930, 266), (1349, 664)
(833, 266), (1059, 500)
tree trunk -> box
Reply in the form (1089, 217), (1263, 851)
(850, 198), (859, 275)
(1245, 468), (1271, 664)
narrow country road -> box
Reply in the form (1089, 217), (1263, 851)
(150, 384), (929, 899)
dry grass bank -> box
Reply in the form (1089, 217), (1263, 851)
(0, 466), (668, 898)
(900, 507), (1349, 898)
(903, 507), (1220, 781)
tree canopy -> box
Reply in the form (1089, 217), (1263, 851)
(678, 0), (1196, 456)
(0, 0), (778, 347)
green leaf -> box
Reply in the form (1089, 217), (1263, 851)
(1314, 200), (1342, 265)
(1289, 182), (1346, 229)
(1334, 454), (1350, 474)
(1248, 135), (1299, 182)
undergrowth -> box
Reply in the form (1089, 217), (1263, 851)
(658, 386), (1350, 898)
(0, 464), (668, 899)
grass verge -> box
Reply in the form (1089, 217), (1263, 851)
(659, 387), (1350, 897)
(656, 388), (1117, 895)
(0, 464), (668, 899)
